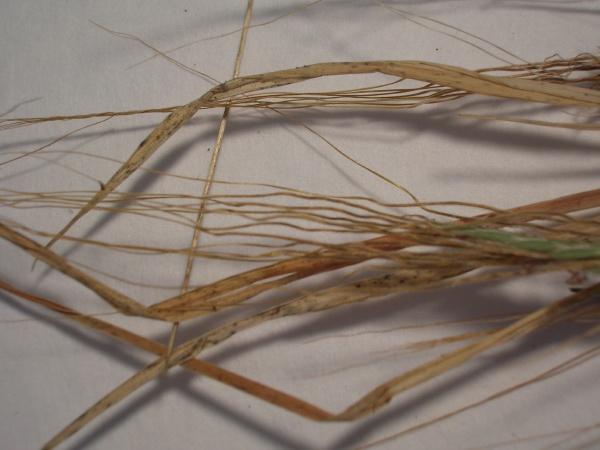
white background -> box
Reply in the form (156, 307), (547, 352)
(1, 1), (599, 449)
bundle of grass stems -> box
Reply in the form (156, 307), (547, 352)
(1, 1), (599, 449)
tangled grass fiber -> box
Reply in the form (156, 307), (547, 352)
(1, 2), (599, 449)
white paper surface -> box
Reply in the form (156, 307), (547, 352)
(1, 1), (599, 449)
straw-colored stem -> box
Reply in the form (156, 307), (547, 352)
(43, 60), (600, 250)
(42, 278), (600, 448)
(0, 222), (150, 318)
(149, 188), (600, 320)
(0, 279), (332, 421)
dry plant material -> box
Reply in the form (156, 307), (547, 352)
(4, 54), (599, 251)
(1, 5), (599, 448)
(2, 184), (599, 448)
